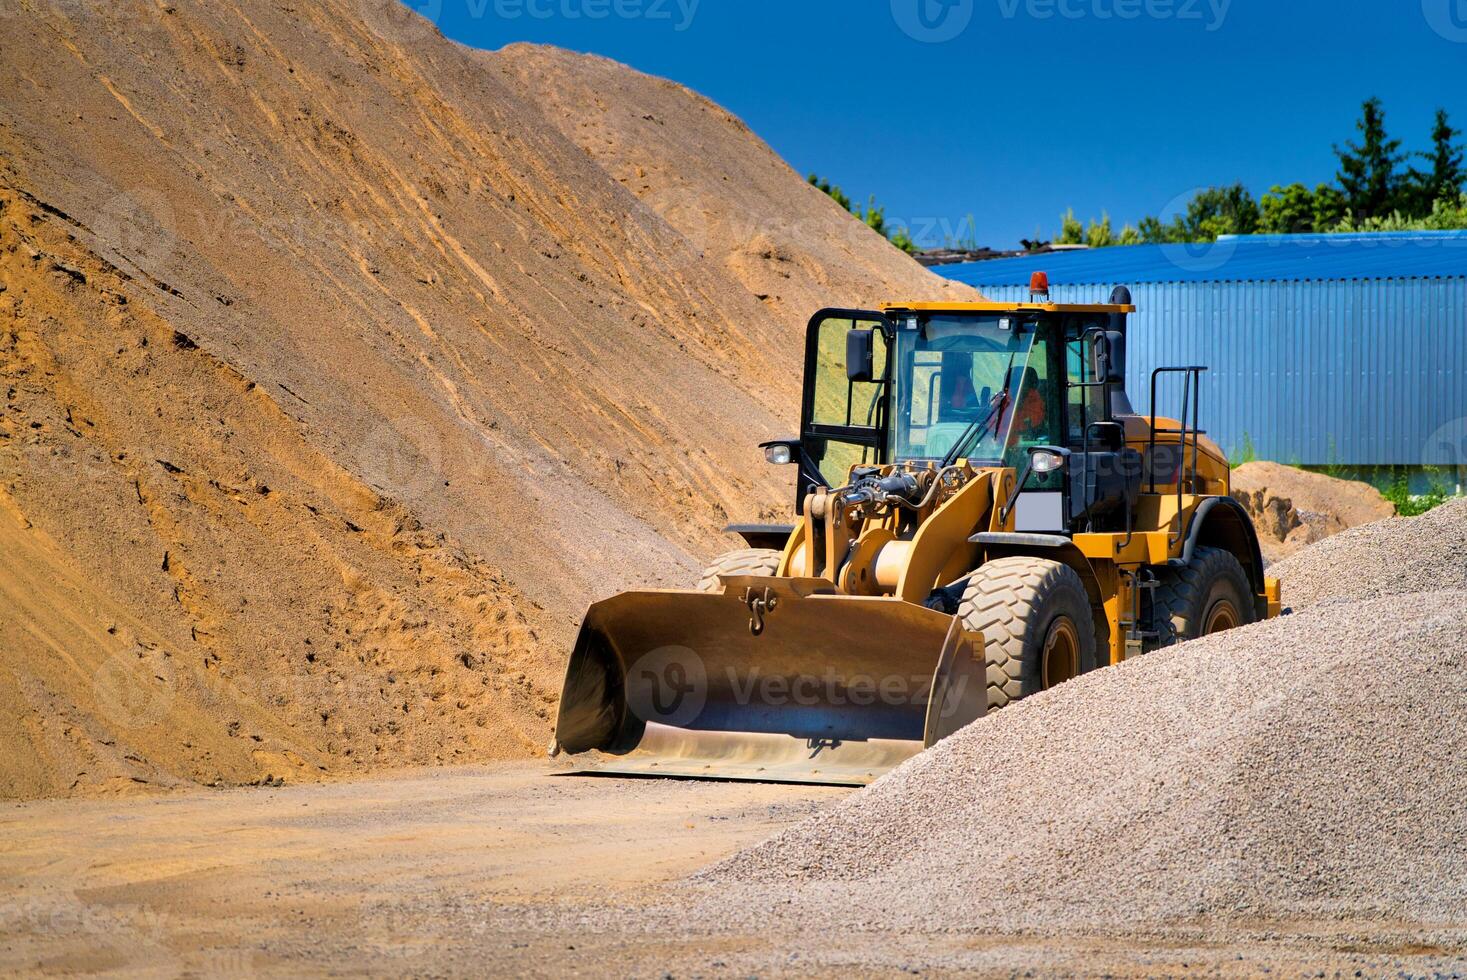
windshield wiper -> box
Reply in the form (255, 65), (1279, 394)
(941, 352), (1017, 468)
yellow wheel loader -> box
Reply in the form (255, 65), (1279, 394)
(552, 282), (1282, 786)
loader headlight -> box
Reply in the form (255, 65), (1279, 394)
(764, 444), (794, 465)
(1030, 449), (1067, 474)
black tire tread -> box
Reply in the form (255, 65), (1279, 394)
(957, 557), (1096, 710)
(1150, 545), (1255, 648)
(696, 548), (783, 593)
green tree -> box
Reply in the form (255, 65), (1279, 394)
(1085, 213), (1115, 248)
(1022, 100), (1467, 246)
(1057, 208), (1085, 245)
(862, 196), (889, 237)
(1260, 183), (1348, 234)
(1405, 109), (1464, 215)
(807, 173), (853, 213)
(1335, 98), (1405, 221)
(1427, 193), (1467, 229)
(1260, 183), (1317, 234)
(1181, 183), (1262, 240)
(958, 214), (979, 250)
(1130, 184), (1260, 244)
(1311, 183), (1348, 230)
(807, 176), (918, 255)
(1055, 210), (1130, 247)
(1136, 215), (1177, 244)
(1333, 192), (1467, 232)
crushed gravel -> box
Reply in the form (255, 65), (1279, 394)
(1271, 497), (1467, 610)
(692, 588), (1467, 935)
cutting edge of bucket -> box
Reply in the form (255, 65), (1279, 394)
(552, 722), (925, 787)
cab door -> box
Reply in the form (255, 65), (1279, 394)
(800, 309), (892, 496)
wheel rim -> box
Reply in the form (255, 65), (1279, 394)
(1203, 599), (1239, 635)
(1041, 618), (1080, 689)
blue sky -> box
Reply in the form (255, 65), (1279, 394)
(429, 0), (1467, 248)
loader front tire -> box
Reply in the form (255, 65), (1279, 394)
(696, 548), (783, 593)
(959, 557), (1097, 711)
(1150, 545), (1256, 648)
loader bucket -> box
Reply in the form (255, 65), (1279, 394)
(552, 576), (987, 786)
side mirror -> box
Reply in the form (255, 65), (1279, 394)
(846, 328), (875, 383)
(1097, 330), (1126, 385)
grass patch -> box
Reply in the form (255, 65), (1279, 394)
(1382, 471), (1457, 517)
(1230, 432), (1257, 470)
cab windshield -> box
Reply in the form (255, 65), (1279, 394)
(889, 313), (1050, 465)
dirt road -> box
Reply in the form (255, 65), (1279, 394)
(0, 762), (835, 975)
(5, 762), (1460, 977)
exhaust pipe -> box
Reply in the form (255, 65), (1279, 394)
(1106, 285), (1134, 417)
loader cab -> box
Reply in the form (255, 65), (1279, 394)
(790, 303), (1141, 534)
(885, 310), (1065, 469)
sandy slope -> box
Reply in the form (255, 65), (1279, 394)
(486, 44), (975, 324)
(0, 0), (972, 797)
(0, 189), (555, 797)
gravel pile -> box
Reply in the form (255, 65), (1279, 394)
(1271, 498), (1467, 609)
(694, 589), (1467, 933)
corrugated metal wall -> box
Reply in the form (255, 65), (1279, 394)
(973, 279), (1467, 467)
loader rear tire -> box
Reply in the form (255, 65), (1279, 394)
(1150, 546), (1256, 648)
(696, 548), (783, 593)
(959, 557), (1097, 711)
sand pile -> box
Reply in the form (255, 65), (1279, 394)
(0, 1), (970, 798)
(485, 45), (974, 325)
(1230, 461), (1395, 562)
(0, 197), (559, 797)
(698, 586), (1467, 933)
(1271, 498), (1467, 609)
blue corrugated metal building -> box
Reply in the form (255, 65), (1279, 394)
(934, 232), (1467, 475)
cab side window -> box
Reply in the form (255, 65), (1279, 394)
(809, 316), (887, 429)
(1066, 331), (1106, 446)
(1002, 329), (1063, 469)
(805, 314), (888, 488)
